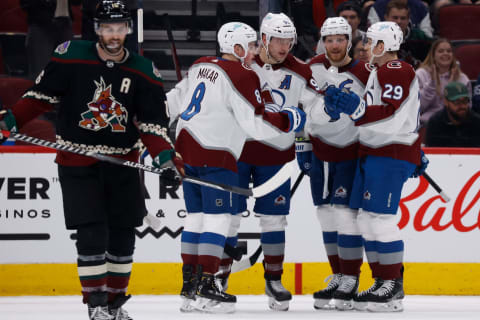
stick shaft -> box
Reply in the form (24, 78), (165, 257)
(1, 130), (254, 196)
(164, 14), (182, 81)
(423, 172), (451, 202)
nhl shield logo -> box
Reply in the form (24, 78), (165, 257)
(79, 77), (128, 132)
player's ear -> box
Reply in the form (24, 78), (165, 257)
(233, 44), (245, 59)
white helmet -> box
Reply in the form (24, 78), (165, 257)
(321, 17), (352, 63)
(217, 22), (257, 61)
(260, 12), (297, 50)
(366, 21), (403, 54)
(321, 17), (352, 40)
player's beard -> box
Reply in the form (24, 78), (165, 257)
(327, 47), (348, 65)
(99, 35), (125, 56)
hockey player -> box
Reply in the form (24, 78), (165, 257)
(0, 1), (184, 319)
(166, 22), (306, 313)
(324, 21), (426, 312)
(302, 17), (370, 311)
(221, 13), (334, 312)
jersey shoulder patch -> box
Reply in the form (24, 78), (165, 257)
(127, 54), (164, 82)
(52, 40), (97, 61)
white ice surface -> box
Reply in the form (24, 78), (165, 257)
(1, 295), (480, 320)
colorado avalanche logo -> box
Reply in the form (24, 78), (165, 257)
(79, 77), (128, 132)
(334, 186), (348, 199)
(363, 190), (372, 201)
(274, 195), (287, 206)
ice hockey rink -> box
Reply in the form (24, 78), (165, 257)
(1, 295), (479, 320)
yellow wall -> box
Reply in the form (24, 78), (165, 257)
(1, 262), (480, 296)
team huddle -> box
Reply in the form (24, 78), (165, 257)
(0, 0), (429, 319)
(167, 13), (426, 315)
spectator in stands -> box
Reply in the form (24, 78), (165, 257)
(473, 73), (480, 114)
(350, 35), (371, 62)
(425, 81), (480, 147)
(82, 0), (139, 53)
(416, 38), (471, 127)
(316, 1), (364, 55)
(21, 0), (81, 80)
(383, 0), (432, 67)
(368, 0), (433, 38)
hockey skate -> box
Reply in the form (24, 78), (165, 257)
(265, 278), (292, 311)
(108, 294), (132, 320)
(87, 292), (114, 320)
(353, 278), (384, 311)
(366, 278), (404, 312)
(194, 273), (236, 313)
(333, 275), (359, 310)
(313, 273), (342, 310)
(179, 265), (198, 313)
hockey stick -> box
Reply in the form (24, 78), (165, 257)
(137, 6), (144, 56)
(1, 130), (292, 198)
(231, 170), (306, 273)
(164, 13), (182, 81)
(423, 171), (451, 203)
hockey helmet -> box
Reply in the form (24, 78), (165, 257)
(94, 0), (133, 34)
(217, 22), (257, 61)
(260, 12), (297, 50)
(366, 21), (403, 54)
(321, 17), (352, 43)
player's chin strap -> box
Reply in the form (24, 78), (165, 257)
(1, 130), (292, 198)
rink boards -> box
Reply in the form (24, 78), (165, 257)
(1, 147), (480, 296)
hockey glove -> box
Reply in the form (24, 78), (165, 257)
(336, 91), (366, 121)
(323, 86), (341, 121)
(295, 137), (313, 175)
(282, 106), (306, 132)
(0, 109), (18, 143)
(411, 150), (429, 178)
(152, 149), (185, 187)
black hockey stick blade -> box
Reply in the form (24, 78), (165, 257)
(423, 171), (451, 202)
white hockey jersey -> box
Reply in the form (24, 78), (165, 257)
(166, 56), (291, 172)
(356, 60), (421, 165)
(239, 54), (330, 166)
(308, 55), (370, 162)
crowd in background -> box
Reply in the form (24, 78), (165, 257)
(1, 0), (480, 147)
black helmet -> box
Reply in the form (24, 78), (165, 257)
(94, 0), (133, 33)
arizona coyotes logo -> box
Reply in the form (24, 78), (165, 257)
(79, 77), (128, 132)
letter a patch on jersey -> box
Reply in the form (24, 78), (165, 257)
(279, 75), (292, 90)
(79, 77), (128, 132)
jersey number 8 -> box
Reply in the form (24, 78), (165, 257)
(180, 82), (206, 121)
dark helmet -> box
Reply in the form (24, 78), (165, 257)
(94, 0), (133, 34)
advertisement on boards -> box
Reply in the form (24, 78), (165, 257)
(1, 150), (479, 264)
